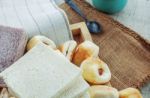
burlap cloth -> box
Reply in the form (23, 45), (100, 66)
(61, 0), (150, 90)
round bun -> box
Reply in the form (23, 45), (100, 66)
(58, 40), (77, 61)
(72, 41), (99, 66)
(119, 88), (142, 98)
(89, 85), (119, 98)
(81, 58), (111, 85)
(0, 88), (9, 98)
(27, 35), (56, 51)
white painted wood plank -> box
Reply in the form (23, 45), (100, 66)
(110, 0), (150, 41)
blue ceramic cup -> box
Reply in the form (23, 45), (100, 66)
(86, 0), (127, 14)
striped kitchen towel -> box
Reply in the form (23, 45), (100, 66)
(0, 0), (72, 45)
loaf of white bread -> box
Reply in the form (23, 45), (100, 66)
(80, 92), (90, 98)
(54, 76), (89, 98)
(0, 43), (89, 98)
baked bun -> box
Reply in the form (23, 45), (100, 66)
(104, 82), (112, 87)
(58, 40), (77, 61)
(89, 85), (119, 98)
(0, 88), (9, 98)
(81, 58), (111, 85)
(72, 41), (99, 66)
(27, 35), (56, 51)
(119, 88), (143, 98)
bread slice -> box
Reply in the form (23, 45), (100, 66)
(0, 43), (81, 98)
(80, 92), (90, 98)
(54, 76), (89, 98)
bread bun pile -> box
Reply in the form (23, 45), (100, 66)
(1, 35), (142, 98)
(58, 40), (112, 86)
(57, 39), (143, 98)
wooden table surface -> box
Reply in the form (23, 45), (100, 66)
(56, 0), (150, 98)
(110, 0), (150, 98)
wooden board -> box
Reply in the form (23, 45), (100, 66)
(61, 0), (150, 90)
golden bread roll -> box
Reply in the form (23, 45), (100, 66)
(89, 85), (119, 98)
(58, 40), (77, 61)
(27, 35), (56, 51)
(72, 41), (99, 66)
(104, 82), (112, 87)
(81, 58), (111, 85)
(119, 88), (143, 98)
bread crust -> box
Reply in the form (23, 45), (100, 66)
(89, 85), (119, 98)
(27, 35), (56, 51)
(119, 88), (143, 98)
(58, 40), (77, 61)
(72, 41), (99, 66)
(80, 58), (111, 85)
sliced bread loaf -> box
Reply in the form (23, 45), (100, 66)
(80, 92), (90, 98)
(0, 43), (81, 98)
(54, 76), (89, 98)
